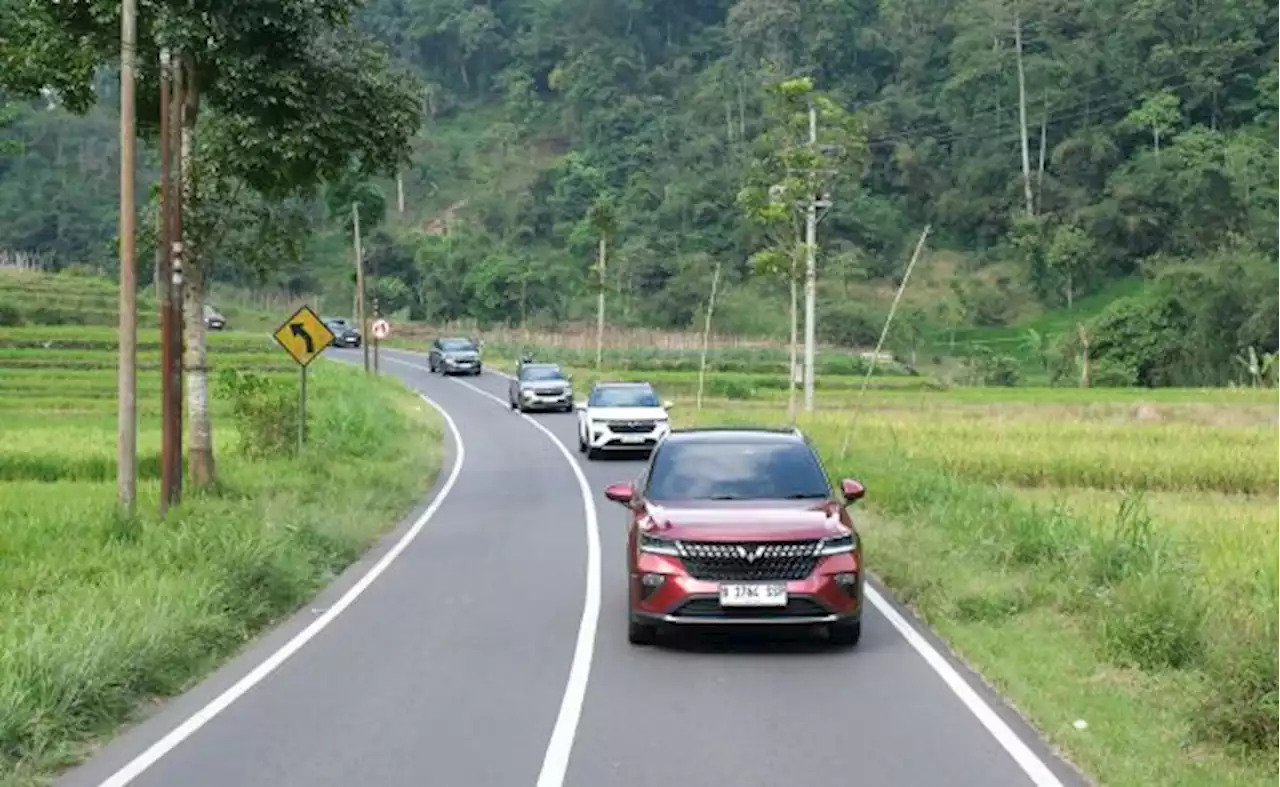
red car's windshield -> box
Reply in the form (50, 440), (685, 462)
(645, 440), (832, 501)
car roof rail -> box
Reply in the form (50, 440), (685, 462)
(667, 425), (806, 438)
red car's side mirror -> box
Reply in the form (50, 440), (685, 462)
(840, 478), (866, 503)
(604, 482), (636, 505)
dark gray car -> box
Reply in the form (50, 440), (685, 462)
(324, 317), (362, 348)
(508, 363), (573, 413)
(428, 337), (482, 376)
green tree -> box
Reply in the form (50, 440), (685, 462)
(2, 0), (421, 486)
(738, 74), (865, 407)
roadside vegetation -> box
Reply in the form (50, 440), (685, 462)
(0, 269), (445, 786)
(679, 383), (1273, 787)
(483, 334), (1277, 787)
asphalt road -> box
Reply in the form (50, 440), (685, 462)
(59, 347), (1088, 787)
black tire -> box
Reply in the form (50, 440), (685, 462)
(628, 619), (657, 646)
(578, 433), (587, 453)
(586, 446), (601, 460)
(510, 398), (517, 410)
(828, 620), (862, 648)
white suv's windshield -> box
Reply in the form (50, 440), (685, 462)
(645, 440), (832, 502)
(589, 386), (659, 408)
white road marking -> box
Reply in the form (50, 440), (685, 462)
(482, 358), (1065, 787)
(95, 394), (467, 787)
(383, 354), (601, 787)
(863, 585), (1066, 787)
(388, 352), (1066, 787)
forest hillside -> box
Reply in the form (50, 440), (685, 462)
(1, 0), (1276, 386)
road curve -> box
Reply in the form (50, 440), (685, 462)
(57, 347), (1088, 787)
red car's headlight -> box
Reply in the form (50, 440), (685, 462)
(818, 534), (857, 556)
(638, 533), (680, 556)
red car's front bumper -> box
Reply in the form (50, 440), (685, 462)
(629, 551), (863, 626)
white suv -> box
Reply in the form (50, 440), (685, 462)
(576, 382), (672, 460)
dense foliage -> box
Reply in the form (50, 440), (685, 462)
(1, 0), (1276, 386)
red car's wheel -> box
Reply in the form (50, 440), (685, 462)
(628, 618), (657, 646)
(828, 620), (862, 648)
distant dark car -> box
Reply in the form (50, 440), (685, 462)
(324, 317), (362, 348)
(203, 305), (227, 331)
(428, 337), (482, 376)
(508, 363), (573, 413)
(604, 427), (867, 648)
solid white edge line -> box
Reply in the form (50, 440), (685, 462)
(864, 585), (1065, 787)
(96, 392), (467, 787)
(384, 355), (600, 787)
(390, 353), (1063, 787)
(480, 359), (1062, 787)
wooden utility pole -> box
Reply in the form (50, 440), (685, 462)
(160, 51), (185, 513)
(158, 48), (175, 514)
(353, 202), (369, 373)
(117, 0), (139, 511)
(371, 248), (380, 375)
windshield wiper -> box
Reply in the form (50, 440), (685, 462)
(782, 492), (828, 499)
(708, 494), (743, 500)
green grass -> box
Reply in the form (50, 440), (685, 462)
(681, 386), (1277, 787)
(0, 272), (446, 785)
(0, 267), (288, 334)
(0, 363), (444, 786)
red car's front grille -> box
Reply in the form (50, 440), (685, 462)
(676, 540), (821, 581)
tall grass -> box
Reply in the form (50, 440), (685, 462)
(688, 393), (1277, 787)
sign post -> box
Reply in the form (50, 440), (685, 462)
(272, 305), (335, 451)
(371, 318), (390, 375)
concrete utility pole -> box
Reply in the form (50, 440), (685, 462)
(353, 202), (369, 373)
(594, 232), (607, 371)
(117, 0), (139, 511)
(801, 102), (832, 414)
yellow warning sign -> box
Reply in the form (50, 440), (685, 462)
(272, 305), (335, 367)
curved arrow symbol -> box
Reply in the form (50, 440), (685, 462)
(290, 323), (314, 354)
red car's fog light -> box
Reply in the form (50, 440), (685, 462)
(834, 572), (859, 596)
(640, 573), (666, 600)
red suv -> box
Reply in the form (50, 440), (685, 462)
(604, 427), (866, 648)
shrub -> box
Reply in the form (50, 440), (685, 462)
(1195, 569), (1279, 750)
(0, 299), (21, 326)
(1096, 566), (1206, 670)
(216, 369), (299, 459)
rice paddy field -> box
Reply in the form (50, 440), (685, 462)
(0, 269), (444, 785)
(489, 340), (1278, 787)
(684, 385), (1278, 787)
(4, 269), (1277, 786)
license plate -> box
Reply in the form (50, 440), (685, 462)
(719, 583), (788, 607)
(619, 435), (645, 443)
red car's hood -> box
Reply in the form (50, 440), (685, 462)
(640, 499), (847, 541)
